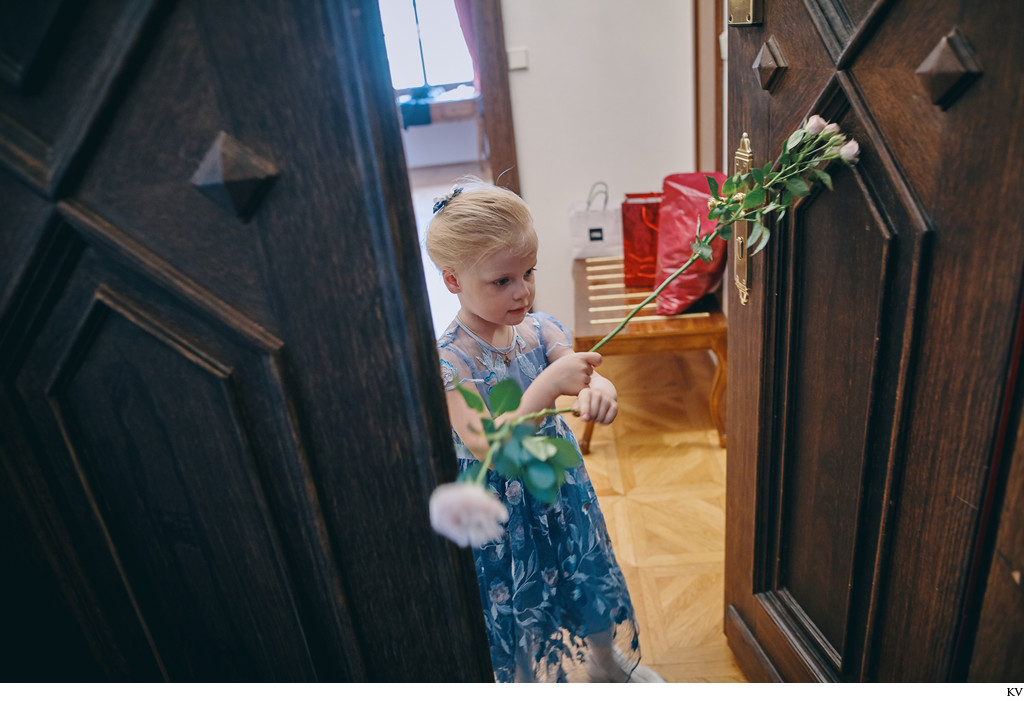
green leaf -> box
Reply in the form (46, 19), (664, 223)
(747, 219), (766, 250)
(785, 178), (810, 198)
(481, 417), (497, 435)
(523, 461), (560, 502)
(489, 378), (522, 417)
(716, 224), (733, 241)
(812, 168), (833, 191)
(751, 168), (765, 187)
(545, 437), (581, 470)
(706, 176), (720, 200)
(787, 128), (806, 151)
(751, 229), (771, 257)
(530, 486), (559, 505)
(456, 384), (485, 413)
(722, 177), (738, 196)
(525, 461), (556, 490)
(691, 239), (713, 263)
(777, 208), (787, 223)
(511, 423), (536, 440)
(781, 189), (793, 207)
(492, 438), (526, 478)
(742, 187), (765, 209)
(522, 435), (557, 461)
(456, 459), (486, 483)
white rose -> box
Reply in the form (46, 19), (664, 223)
(429, 482), (509, 547)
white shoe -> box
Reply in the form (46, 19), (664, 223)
(614, 646), (665, 682)
(627, 663), (666, 683)
(588, 645), (666, 683)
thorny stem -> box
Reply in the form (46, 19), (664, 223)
(588, 139), (846, 369)
(474, 441), (499, 485)
(524, 407), (578, 421)
(585, 140), (839, 354)
(589, 227), (725, 353)
(473, 126), (852, 485)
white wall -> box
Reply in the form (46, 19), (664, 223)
(402, 119), (480, 168)
(501, 0), (696, 325)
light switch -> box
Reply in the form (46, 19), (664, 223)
(507, 47), (529, 71)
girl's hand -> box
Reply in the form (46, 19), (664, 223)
(542, 351), (602, 397)
(575, 374), (618, 424)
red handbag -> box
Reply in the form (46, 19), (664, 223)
(654, 172), (727, 314)
(621, 192), (661, 287)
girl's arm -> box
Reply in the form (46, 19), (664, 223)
(575, 372), (618, 424)
(444, 384), (492, 460)
(548, 344), (618, 425)
(445, 349), (605, 461)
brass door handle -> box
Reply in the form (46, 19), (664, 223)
(734, 133), (753, 305)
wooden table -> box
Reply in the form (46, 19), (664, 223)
(572, 257), (727, 449)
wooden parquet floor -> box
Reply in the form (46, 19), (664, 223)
(559, 350), (748, 683)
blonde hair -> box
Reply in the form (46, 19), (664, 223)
(425, 181), (538, 273)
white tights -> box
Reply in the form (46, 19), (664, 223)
(587, 631), (665, 683)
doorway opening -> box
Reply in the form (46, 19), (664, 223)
(378, 0), (506, 336)
(408, 162), (492, 336)
(382, 0), (741, 681)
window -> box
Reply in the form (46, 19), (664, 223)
(378, 0), (474, 92)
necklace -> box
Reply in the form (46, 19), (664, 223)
(457, 316), (519, 366)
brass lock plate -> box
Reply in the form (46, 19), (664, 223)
(728, 0), (763, 25)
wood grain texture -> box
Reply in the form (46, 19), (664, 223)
(0, 0), (491, 681)
(726, 0), (1024, 683)
(968, 363), (1024, 680)
(0, 0), (164, 197)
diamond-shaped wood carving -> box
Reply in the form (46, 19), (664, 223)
(192, 132), (279, 222)
(753, 35), (786, 92)
(915, 27), (982, 110)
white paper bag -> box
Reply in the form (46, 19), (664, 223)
(569, 182), (623, 259)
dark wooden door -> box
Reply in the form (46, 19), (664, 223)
(0, 0), (491, 682)
(724, 0), (1024, 682)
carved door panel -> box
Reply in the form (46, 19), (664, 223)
(724, 0), (1023, 681)
(0, 0), (490, 681)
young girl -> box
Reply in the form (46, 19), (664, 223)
(426, 182), (663, 683)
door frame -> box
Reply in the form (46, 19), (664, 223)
(472, 0), (519, 194)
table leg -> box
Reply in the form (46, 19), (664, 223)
(579, 420), (596, 455)
(710, 336), (727, 448)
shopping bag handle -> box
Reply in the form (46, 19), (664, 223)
(586, 181), (609, 211)
(641, 203), (659, 232)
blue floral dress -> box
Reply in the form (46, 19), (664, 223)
(437, 312), (641, 682)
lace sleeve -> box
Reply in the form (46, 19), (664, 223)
(534, 312), (574, 357)
(438, 346), (474, 392)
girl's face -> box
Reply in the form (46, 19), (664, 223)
(445, 246), (537, 337)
